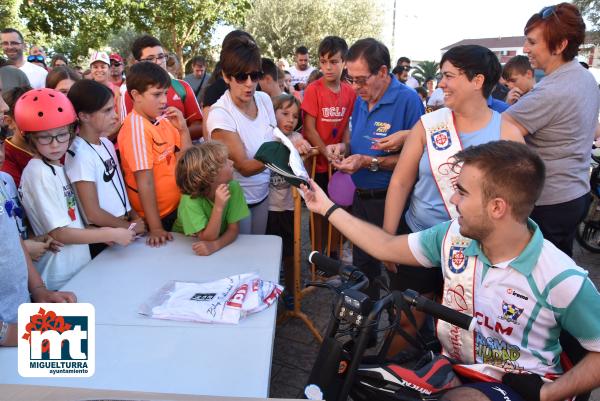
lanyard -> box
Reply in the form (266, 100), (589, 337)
(82, 138), (128, 217)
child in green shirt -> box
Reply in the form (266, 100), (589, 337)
(172, 141), (249, 255)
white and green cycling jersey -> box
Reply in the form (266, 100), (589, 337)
(407, 219), (600, 377)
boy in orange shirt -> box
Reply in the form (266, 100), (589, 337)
(118, 62), (192, 247)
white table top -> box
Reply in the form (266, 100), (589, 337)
(62, 233), (282, 328)
(0, 234), (282, 397)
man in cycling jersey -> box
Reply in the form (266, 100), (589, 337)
(302, 140), (600, 401)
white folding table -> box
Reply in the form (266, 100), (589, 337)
(0, 234), (282, 397)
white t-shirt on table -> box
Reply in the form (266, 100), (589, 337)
(206, 90), (276, 204)
(19, 61), (48, 89)
(19, 159), (91, 290)
(65, 136), (131, 220)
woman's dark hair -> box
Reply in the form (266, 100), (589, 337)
(67, 79), (114, 115)
(207, 61), (222, 85)
(346, 38), (391, 74)
(50, 54), (69, 67)
(440, 45), (501, 98)
(222, 30), (255, 50)
(524, 3), (585, 62)
(45, 66), (80, 90)
(220, 35), (261, 77)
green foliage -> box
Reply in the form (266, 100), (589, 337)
(11, 0), (250, 65)
(0, 0), (23, 30)
(244, 0), (384, 61)
(19, 0), (127, 62)
(574, 0), (600, 43)
(412, 60), (439, 84)
(126, 0), (250, 73)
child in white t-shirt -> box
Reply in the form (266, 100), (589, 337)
(15, 88), (135, 290)
(65, 80), (146, 257)
(267, 94), (311, 308)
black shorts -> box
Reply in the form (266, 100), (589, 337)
(460, 383), (525, 401)
(161, 208), (178, 232)
(266, 210), (294, 258)
(314, 172), (330, 194)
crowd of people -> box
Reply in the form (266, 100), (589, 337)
(2, 2), (600, 401)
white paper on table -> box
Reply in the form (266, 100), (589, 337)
(272, 126), (310, 181)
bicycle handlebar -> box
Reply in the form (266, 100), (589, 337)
(308, 251), (367, 283)
(402, 289), (477, 331)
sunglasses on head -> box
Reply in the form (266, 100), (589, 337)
(539, 5), (557, 19)
(27, 55), (45, 63)
(231, 71), (263, 83)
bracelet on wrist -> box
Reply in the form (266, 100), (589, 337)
(324, 204), (341, 220)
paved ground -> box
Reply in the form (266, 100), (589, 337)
(268, 206), (600, 399)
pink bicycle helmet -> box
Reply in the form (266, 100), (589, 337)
(14, 88), (76, 132)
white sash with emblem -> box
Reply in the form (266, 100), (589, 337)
(421, 108), (463, 219)
(438, 219), (477, 364)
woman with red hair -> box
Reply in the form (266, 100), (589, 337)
(503, 3), (600, 257)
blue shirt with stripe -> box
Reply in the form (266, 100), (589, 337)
(349, 75), (424, 189)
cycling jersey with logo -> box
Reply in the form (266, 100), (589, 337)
(407, 219), (600, 377)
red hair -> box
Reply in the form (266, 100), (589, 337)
(524, 3), (586, 61)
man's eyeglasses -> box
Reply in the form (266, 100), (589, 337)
(139, 54), (167, 63)
(345, 74), (374, 86)
(539, 5), (557, 20)
(1, 41), (22, 47)
(33, 132), (70, 145)
(232, 71), (263, 83)
(27, 55), (45, 63)
(397, 65), (412, 72)
(110, 62), (122, 67)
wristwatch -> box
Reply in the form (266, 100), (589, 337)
(369, 157), (380, 172)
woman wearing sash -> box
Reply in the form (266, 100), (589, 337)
(380, 45), (524, 355)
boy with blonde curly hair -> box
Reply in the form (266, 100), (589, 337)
(172, 141), (249, 255)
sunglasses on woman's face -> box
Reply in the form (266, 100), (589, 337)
(27, 55), (45, 63)
(232, 71), (263, 84)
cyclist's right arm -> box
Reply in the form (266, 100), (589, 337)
(302, 179), (435, 267)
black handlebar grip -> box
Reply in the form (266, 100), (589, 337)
(413, 295), (476, 331)
(308, 251), (343, 276)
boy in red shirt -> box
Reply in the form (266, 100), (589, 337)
(302, 36), (355, 254)
(119, 35), (203, 141)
